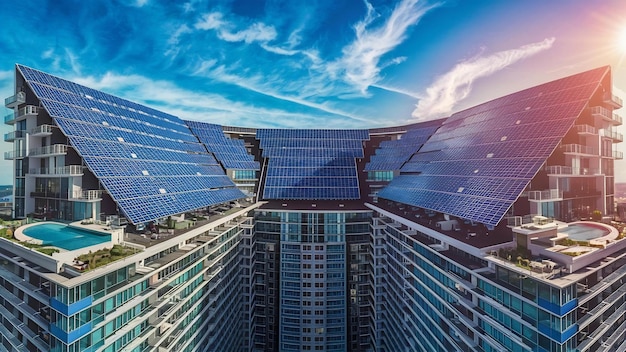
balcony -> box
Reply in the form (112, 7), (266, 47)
(527, 189), (563, 201)
(29, 144), (68, 157)
(600, 129), (624, 142)
(4, 92), (25, 108)
(545, 166), (599, 176)
(589, 106), (623, 125)
(604, 92), (623, 109)
(561, 144), (597, 156)
(3, 112), (15, 125)
(29, 124), (54, 136)
(3, 130), (25, 142)
(71, 190), (102, 201)
(29, 165), (84, 176)
(15, 105), (40, 123)
(575, 124), (596, 135)
(614, 151), (624, 160)
(4, 149), (26, 160)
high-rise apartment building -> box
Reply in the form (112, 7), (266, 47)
(0, 64), (624, 352)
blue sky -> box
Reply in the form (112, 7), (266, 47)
(1, 0), (626, 183)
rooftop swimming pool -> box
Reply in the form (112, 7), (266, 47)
(560, 223), (610, 241)
(22, 223), (111, 251)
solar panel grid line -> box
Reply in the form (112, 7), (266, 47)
(28, 81), (190, 134)
(18, 65), (250, 224)
(19, 65), (190, 131)
(68, 137), (221, 165)
(187, 120), (260, 171)
(380, 66), (607, 226)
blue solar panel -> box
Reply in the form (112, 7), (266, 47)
(378, 66), (609, 227)
(365, 122), (442, 171)
(18, 65), (245, 224)
(258, 129), (369, 200)
(186, 121), (260, 170)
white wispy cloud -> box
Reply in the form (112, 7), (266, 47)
(412, 37), (556, 120)
(329, 0), (438, 94)
(71, 71), (364, 128)
(195, 12), (277, 44)
(193, 62), (376, 124)
(168, 24), (193, 45)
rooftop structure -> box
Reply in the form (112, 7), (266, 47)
(0, 64), (624, 352)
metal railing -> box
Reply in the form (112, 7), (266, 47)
(71, 190), (102, 200)
(561, 144), (597, 155)
(545, 166), (599, 176)
(16, 105), (39, 119)
(575, 124), (596, 134)
(589, 106), (623, 125)
(614, 151), (624, 160)
(4, 92), (25, 107)
(600, 129), (624, 142)
(29, 165), (83, 176)
(604, 92), (623, 107)
(28, 144), (68, 157)
(527, 189), (563, 201)
(29, 124), (53, 135)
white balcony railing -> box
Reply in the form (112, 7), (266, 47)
(29, 124), (54, 136)
(561, 144), (597, 155)
(614, 151), (624, 160)
(29, 165), (83, 176)
(15, 105), (39, 121)
(527, 189), (563, 201)
(4, 92), (25, 108)
(71, 190), (103, 200)
(28, 144), (68, 157)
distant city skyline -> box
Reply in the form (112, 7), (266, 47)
(1, 0), (625, 184)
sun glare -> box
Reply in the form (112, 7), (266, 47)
(619, 27), (626, 53)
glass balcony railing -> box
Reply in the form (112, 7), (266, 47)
(589, 106), (623, 125)
(527, 189), (563, 201)
(28, 144), (68, 157)
(600, 129), (624, 142)
(604, 92), (623, 108)
(545, 166), (599, 176)
(29, 165), (84, 176)
(4, 112), (16, 125)
(3, 130), (25, 142)
(3, 149), (26, 160)
(561, 144), (597, 155)
(575, 124), (596, 134)
(4, 92), (25, 107)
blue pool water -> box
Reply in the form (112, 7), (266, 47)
(561, 224), (609, 241)
(22, 223), (110, 250)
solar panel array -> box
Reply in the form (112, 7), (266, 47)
(365, 121), (442, 171)
(257, 129), (369, 200)
(186, 121), (260, 170)
(378, 66), (609, 227)
(18, 65), (245, 224)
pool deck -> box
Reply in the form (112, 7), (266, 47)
(14, 221), (121, 253)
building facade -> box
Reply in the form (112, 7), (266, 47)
(0, 64), (625, 352)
